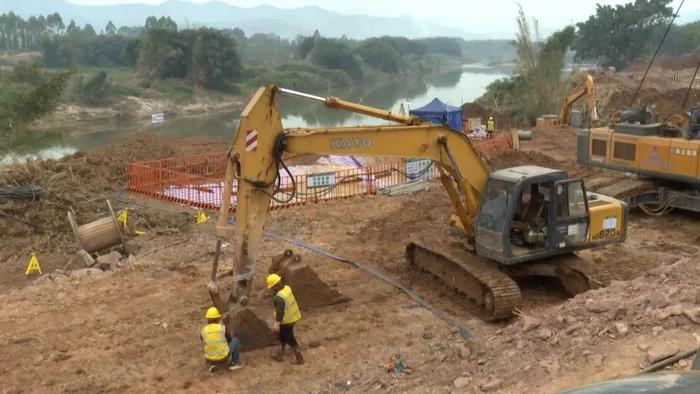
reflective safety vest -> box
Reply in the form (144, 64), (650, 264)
(486, 119), (495, 132)
(276, 285), (302, 325)
(201, 323), (229, 361)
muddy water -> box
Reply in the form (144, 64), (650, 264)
(1, 65), (510, 164)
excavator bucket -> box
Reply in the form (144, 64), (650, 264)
(207, 282), (277, 352)
(269, 250), (349, 309)
(207, 249), (349, 351)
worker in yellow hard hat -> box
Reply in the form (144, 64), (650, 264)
(200, 306), (243, 373)
(486, 115), (495, 139)
(266, 273), (304, 365)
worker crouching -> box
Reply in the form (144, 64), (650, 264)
(201, 306), (243, 372)
(267, 273), (305, 365)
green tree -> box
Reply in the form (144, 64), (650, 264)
(66, 20), (78, 34)
(659, 21), (700, 56)
(105, 20), (116, 35)
(309, 38), (363, 79)
(137, 27), (188, 82)
(189, 28), (242, 88)
(479, 6), (575, 124)
(296, 35), (317, 60)
(0, 69), (73, 135)
(70, 71), (113, 106)
(358, 38), (402, 73)
(573, 0), (674, 69)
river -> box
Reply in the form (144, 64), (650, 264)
(1, 64), (511, 164)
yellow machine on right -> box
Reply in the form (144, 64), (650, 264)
(577, 107), (700, 215)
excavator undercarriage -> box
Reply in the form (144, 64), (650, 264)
(407, 242), (611, 321)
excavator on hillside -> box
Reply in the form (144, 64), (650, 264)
(538, 74), (598, 128)
(208, 85), (627, 343)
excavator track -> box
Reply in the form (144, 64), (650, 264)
(555, 254), (612, 295)
(406, 241), (521, 321)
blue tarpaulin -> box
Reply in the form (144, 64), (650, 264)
(410, 98), (463, 131)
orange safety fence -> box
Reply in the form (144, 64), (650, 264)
(126, 133), (512, 212)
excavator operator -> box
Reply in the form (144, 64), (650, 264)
(511, 184), (548, 247)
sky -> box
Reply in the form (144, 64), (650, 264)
(66, 0), (698, 35)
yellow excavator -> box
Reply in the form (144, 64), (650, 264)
(538, 74), (598, 128)
(208, 85), (627, 338)
(578, 107), (700, 215)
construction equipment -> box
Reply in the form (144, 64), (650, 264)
(578, 107), (700, 215)
(208, 85), (627, 342)
(538, 74), (598, 128)
(561, 347), (700, 393)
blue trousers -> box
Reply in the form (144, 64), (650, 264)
(228, 338), (240, 365)
(206, 338), (241, 366)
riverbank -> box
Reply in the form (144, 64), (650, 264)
(30, 92), (245, 134)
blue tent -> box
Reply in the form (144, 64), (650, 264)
(410, 98), (463, 131)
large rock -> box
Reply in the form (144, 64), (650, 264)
(586, 353), (605, 367)
(656, 305), (684, 321)
(453, 377), (471, 389)
(647, 346), (679, 364)
(522, 315), (541, 332)
(585, 298), (612, 313)
(683, 307), (700, 324)
(69, 268), (105, 279)
(52, 274), (70, 285)
(648, 291), (670, 309)
(76, 250), (95, 267)
(613, 322), (629, 337)
(482, 378), (503, 392)
(95, 250), (122, 271)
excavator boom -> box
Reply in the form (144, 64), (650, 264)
(214, 85), (488, 306)
(210, 85), (626, 333)
(555, 74), (598, 126)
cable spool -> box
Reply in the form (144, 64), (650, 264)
(67, 200), (127, 253)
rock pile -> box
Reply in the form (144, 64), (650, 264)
(33, 250), (132, 286)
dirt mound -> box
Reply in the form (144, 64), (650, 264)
(488, 150), (559, 171)
(462, 102), (511, 130)
(0, 133), (225, 291)
(472, 254), (700, 392)
(0, 51), (42, 64)
(624, 53), (700, 72)
(0, 133), (225, 233)
(602, 86), (700, 120)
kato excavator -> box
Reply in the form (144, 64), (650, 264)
(208, 85), (627, 339)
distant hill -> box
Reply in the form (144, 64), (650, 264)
(2, 0), (478, 39)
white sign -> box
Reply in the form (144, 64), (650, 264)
(405, 159), (432, 181)
(307, 172), (336, 188)
(602, 216), (617, 230)
(151, 113), (165, 124)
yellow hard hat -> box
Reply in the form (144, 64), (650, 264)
(205, 306), (221, 319)
(266, 273), (282, 289)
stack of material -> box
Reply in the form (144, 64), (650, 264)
(381, 180), (430, 196)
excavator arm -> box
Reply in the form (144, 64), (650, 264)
(558, 74), (598, 125)
(212, 85), (490, 310)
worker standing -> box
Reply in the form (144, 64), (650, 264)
(486, 115), (495, 139)
(267, 273), (305, 365)
(200, 306), (243, 372)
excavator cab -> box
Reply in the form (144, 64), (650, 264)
(474, 166), (591, 265)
